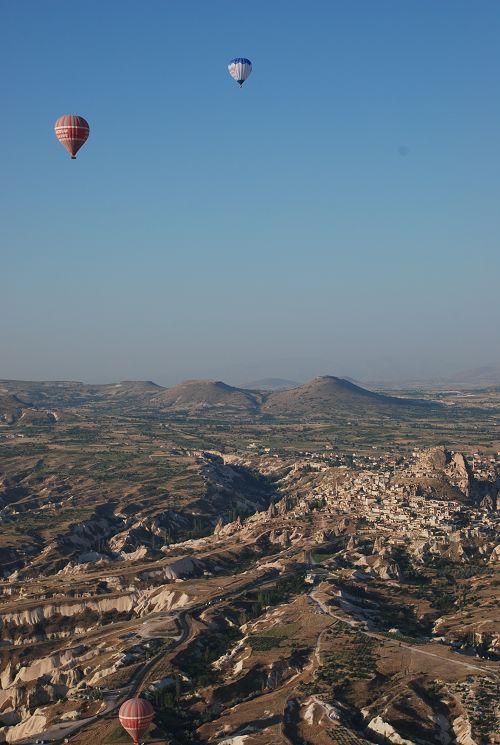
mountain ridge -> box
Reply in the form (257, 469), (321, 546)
(0, 376), (434, 418)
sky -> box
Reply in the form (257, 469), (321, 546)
(1, 0), (500, 386)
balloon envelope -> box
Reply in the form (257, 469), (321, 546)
(54, 115), (90, 158)
(119, 698), (154, 744)
(228, 58), (252, 86)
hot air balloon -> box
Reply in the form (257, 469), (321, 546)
(228, 58), (252, 86)
(119, 698), (154, 745)
(54, 115), (90, 159)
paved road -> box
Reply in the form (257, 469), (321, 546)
(17, 568), (281, 745)
(309, 588), (498, 680)
(16, 617), (187, 745)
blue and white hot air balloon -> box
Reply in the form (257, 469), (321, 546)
(228, 57), (252, 87)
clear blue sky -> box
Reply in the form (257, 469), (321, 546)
(2, 0), (499, 385)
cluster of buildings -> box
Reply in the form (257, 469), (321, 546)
(292, 448), (499, 548)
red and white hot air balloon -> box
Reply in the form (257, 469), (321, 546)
(119, 698), (154, 745)
(54, 115), (90, 159)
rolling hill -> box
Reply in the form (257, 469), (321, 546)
(0, 380), (162, 409)
(0, 376), (435, 420)
(261, 376), (431, 418)
(151, 379), (261, 412)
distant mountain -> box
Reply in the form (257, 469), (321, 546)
(0, 380), (84, 405)
(0, 380), (162, 408)
(261, 376), (431, 418)
(152, 379), (260, 412)
(0, 376), (435, 418)
(89, 381), (162, 400)
(444, 364), (500, 388)
(243, 378), (299, 391)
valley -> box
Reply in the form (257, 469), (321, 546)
(0, 378), (498, 745)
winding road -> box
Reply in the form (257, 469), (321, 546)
(17, 568), (280, 745)
(309, 586), (498, 680)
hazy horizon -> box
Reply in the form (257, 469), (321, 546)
(2, 1), (499, 385)
(2, 358), (500, 389)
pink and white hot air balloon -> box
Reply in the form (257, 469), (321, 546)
(118, 698), (154, 745)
